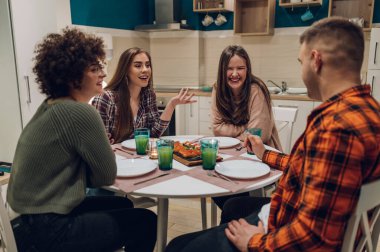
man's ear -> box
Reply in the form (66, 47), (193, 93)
(311, 49), (322, 74)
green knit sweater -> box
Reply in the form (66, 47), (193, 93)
(7, 99), (116, 214)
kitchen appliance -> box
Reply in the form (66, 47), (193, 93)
(156, 96), (176, 136)
(135, 0), (192, 32)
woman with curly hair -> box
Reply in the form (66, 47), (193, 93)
(7, 28), (157, 252)
(92, 47), (196, 143)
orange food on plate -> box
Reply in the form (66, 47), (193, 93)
(173, 141), (201, 158)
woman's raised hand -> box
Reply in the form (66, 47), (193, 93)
(170, 88), (197, 107)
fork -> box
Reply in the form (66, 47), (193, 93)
(207, 171), (238, 184)
(235, 145), (243, 151)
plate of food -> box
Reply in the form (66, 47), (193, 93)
(173, 141), (222, 166)
(173, 141), (201, 160)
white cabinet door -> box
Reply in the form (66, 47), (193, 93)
(198, 97), (212, 135)
(368, 28), (380, 70)
(273, 100), (314, 149)
(9, 0), (58, 126)
(367, 70), (380, 101)
(0, 0), (22, 162)
(184, 99), (199, 135)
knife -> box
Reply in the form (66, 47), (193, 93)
(214, 172), (239, 184)
(133, 173), (170, 185)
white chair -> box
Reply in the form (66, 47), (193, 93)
(341, 179), (380, 252)
(272, 106), (298, 154)
(0, 185), (17, 252)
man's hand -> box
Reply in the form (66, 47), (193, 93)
(225, 219), (265, 252)
(243, 135), (266, 160)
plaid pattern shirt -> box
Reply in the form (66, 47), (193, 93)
(249, 85), (380, 251)
(92, 89), (169, 142)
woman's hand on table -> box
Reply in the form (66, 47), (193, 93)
(243, 135), (265, 160)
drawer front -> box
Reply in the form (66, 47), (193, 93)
(199, 121), (213, 135)
(199, 108), (212, 122)
(199, 96), (212, 109)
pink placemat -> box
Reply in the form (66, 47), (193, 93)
(185, 166), (282, 192)
(112, 143), (143, 159)
(114, 168), (185, 193)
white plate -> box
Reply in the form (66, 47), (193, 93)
(121, 139), (136, 150)
(116, 159), (157, 178)
(215, 160), (270, 179)
(203, 137), (240, 149)
(121, 138), (156, 150)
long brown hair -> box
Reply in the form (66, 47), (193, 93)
(215, 45), (272, 126)
(105, 47), (153, 142)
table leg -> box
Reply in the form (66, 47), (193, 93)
(157, 198), (169, 252)
(211, 199), (217, 227)
(200, 198), (207, 229)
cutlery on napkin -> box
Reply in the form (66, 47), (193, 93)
(133, 173), (170, 185)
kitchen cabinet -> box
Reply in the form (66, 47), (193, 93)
(234, 0), (275, 35)
(367, 70), (380, 101)
(367, 28), (380, 101)
(328, 0), (375, 31)
(0, 0), (58, 162)
(193, 0), (234, 12)
(279, 0), (322, 8)
(185, 101), (200, 135)
(368, 28), (380, 70)
(273, 99), (314, 149)
(198, 97), (213, 135)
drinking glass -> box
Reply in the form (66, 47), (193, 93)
(200, 139), (219, 170)
(245, 128), (262, 155)
(156, 139), (174, 171)
(134, 128), (150, 155)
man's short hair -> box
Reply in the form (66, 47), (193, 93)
(300, 17), (364, 72)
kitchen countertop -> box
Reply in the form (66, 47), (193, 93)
(156, 89), (314, 101)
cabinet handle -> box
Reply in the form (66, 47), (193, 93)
(372, 76), (375, 91)
(190, 103), (193, 117)
(375, 42), (378, 65)
(278, 105), (298, 109)
(24, 75), (31, 104)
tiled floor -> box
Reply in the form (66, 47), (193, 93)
(148, 198), (380, 252)
(148, 198), (220, 244)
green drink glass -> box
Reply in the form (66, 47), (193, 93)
(156, 139), (174, 171)
(200, 139), (219, 170)
(245, 128), (262, 155)
(134, 128), (150, 155)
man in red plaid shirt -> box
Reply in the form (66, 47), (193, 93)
(166, 17), (380, 252)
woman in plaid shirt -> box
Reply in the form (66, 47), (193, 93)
(165, 17), (380, 252)
(92, 47), (195, 143)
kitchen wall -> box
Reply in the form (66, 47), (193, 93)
(144, 29), (370, 88)
(68, 0), (375, 88)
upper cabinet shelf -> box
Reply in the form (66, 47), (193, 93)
(328, 0), (375, 31)
(279, 0), (322, 8)
(234, 0), (276, 36)
(193, 0), (234, 12)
